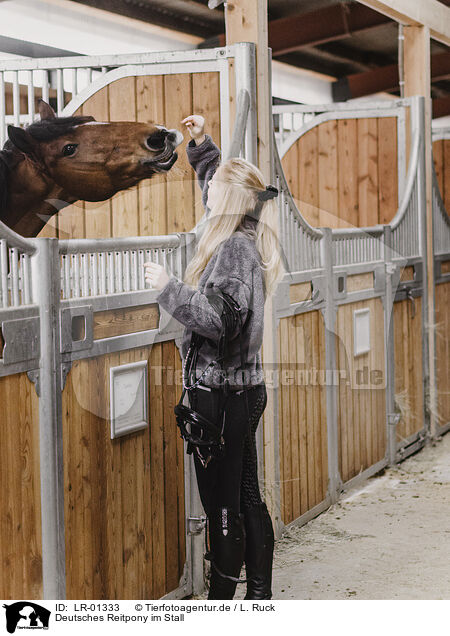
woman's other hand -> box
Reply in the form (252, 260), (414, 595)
(144, 261), (170, 291)
(181, 114), (206, 146)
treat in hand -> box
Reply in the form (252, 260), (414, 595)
(181, 114), (205, 145)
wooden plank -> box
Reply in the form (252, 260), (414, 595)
(164, 74), (194, 234)
(357, 118), (379, 227)
(433, 139), (444, 198)
(311, 310), (323, 504)
(378, 117), (398, 224)
(305, 311), (316, 508)
(174, 345), (186, 579)
(444, 139), (450, 215)
(289, 282), (312, 304)
(287, 314), (300, 520)
(295, 314), (309, 516)
(192, 72), (221, 224)
(338, 119), (359, 227)
(136, 75), (167, 237)
(93, 305), (159, 340)
(347, 272), (374, 292)
(356, 0), (450, 47)
(297, 127), (320, 227)
(279, 318), (292, 523)
(318, 311), (328, 500)
(109, 77), (139, 237)
(318, 120), (339, 228)
(162, 341), (179, 591)
(282, 144), (299, 200)
(435, 283), (450, 426)
(150, 342), (166, 597)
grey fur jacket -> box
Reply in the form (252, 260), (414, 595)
(156, 135), (266, 389)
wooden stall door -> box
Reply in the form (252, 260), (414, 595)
(62, 341), (185, 599)
(433, 138), (450, 217)
(277, 310), (328, 525)
(282, 117), (398, 229)
(0, 373), (42, 599)
(39, 72), (221, 240)
(335, 298), (386, 483)
(434, 278), (450, 429)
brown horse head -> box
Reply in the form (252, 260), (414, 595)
(1, 100), (183, 236)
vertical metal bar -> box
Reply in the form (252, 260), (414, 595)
(56, 69), (64, 115)
(131, 251), (137, 291)
(31, 238), (66, 599)
(99, 252), (106, 296)
(71, 68), (78, 97)
(138, 250), (145, 289)
(82, 254), (89, 297)
(42, 70), (50, 104)
(234, 43), (257, 165)
(10, 248), (19, 306)
(73, 253), (80, 298)
(92, 253), (98, 297)
(12, 71), (20, 127)
(22, 254), (31, 305)
(1, 239), (8, 308)
(321, 228), (342, 503)
(107, 252), (114, 294)
(124, 251), (131, 292)
(27, 70), (35, 125)
(218, 56), (230, 160)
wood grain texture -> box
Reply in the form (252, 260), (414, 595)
(346, 272), (374, 292)
(393, 298), (424, 441)
(93, 305), (159, 340)
(434, 282), (450, 429)
(277, 311), (327, 525)
(433, 138), (450, 217)
(281, 117), (399, 228)
(0, 373), (42, 599)
(62, 341), (185, 599)
(335, 298), (386, 483)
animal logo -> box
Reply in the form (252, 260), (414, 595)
(3, 602), (51, 634)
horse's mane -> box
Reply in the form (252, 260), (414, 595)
(25, 115), (94, 142)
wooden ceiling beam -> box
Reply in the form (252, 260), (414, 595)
(333, 51), (450, 100)
(356, 0), (450, 46)
(201, 2), (391, 55)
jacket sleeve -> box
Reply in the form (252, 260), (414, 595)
(156, 240), (253, 342)
(186, 135), (221, 210)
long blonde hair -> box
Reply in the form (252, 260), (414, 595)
(184, 157), (285, 297)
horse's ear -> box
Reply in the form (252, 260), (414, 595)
(7, 126), (37, 155)
(38, 100), (56, 121)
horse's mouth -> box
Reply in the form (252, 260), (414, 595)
(142, 146), (179, 173)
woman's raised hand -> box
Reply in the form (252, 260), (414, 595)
(181, 114), (206, 145)
(143, 261), (170, 291)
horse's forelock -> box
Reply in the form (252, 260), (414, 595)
(27, 115), (96, 142)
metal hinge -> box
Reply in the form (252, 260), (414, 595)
(187, 515), (207, 535)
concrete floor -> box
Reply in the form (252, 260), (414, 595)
(271, 431), (450, 600)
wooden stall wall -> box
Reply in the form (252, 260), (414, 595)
(434, 277), (450, 429)
(62, 341), (185, 599)
(335, 298), (386, 483)
(393, 297), (424, 442)
(433, 138), (450, 216)
(0, 373), (42, 599)
(39, 72), (221, 240)
(277, 310), (328, 526)
(282, 117), (398, 229)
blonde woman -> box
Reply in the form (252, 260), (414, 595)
(144, 115), (284, 600)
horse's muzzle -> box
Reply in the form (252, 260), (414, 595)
(142, 128), (183, 172)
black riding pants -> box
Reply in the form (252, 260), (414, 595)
(188, 382), (267, 517)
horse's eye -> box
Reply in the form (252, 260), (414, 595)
(63, 144), (78, 157)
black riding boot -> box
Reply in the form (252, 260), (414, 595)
(207, 507), (246, 600)
(243, 502), (275, 600)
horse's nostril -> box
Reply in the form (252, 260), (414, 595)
(147, 129), (168, 151)
(167, 132), (176, 143)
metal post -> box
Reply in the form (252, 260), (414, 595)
(32, 238), (66, 599)
(383, 226), (398, 465)
(234, 42), (257, 165)
(412, 96), (432, 439)
(320, 228), (342, 503)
